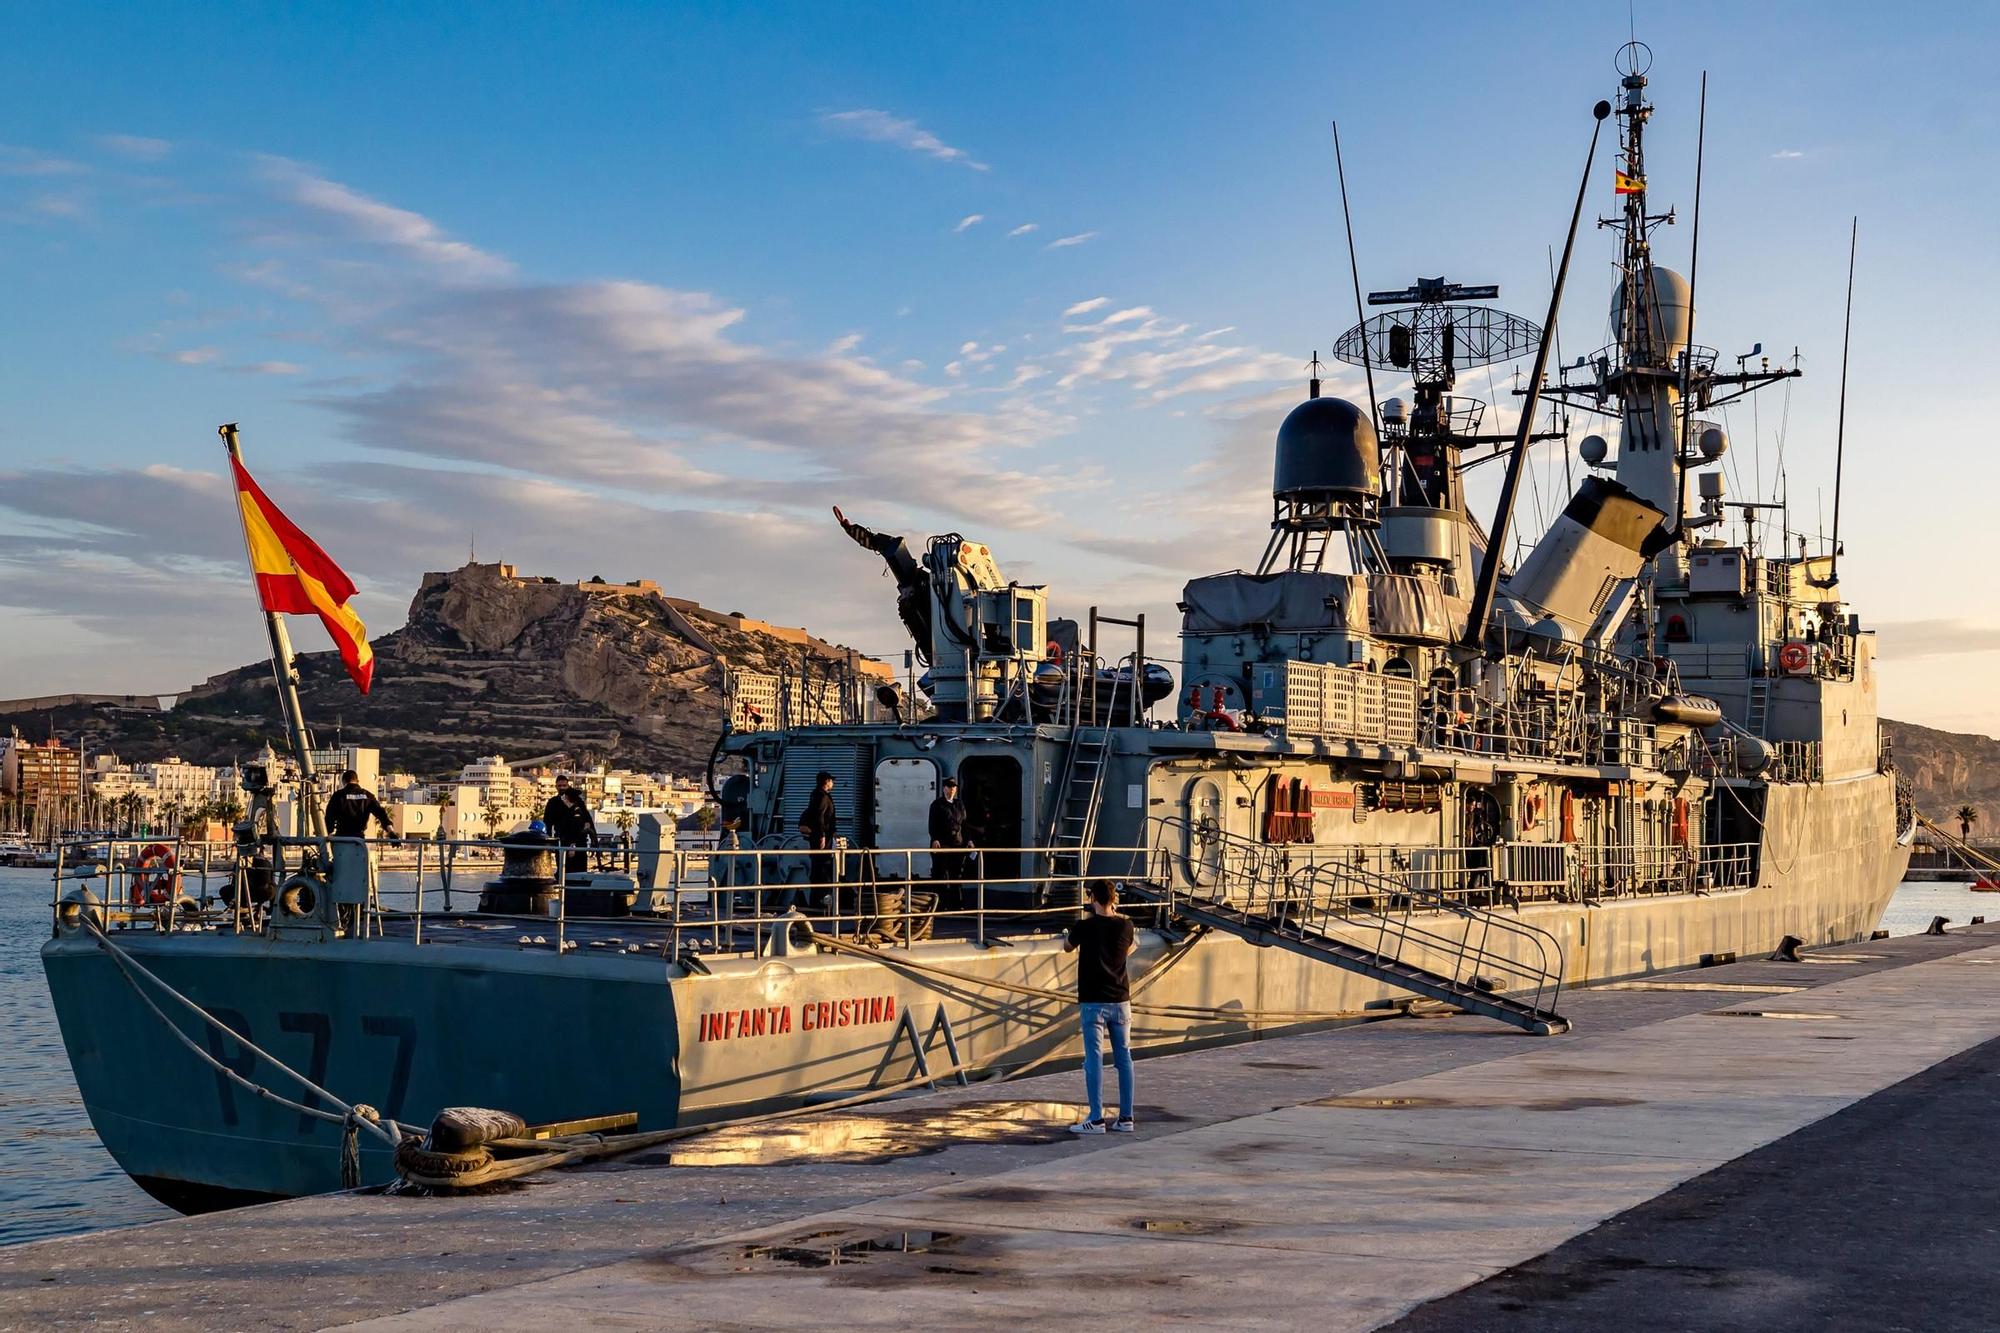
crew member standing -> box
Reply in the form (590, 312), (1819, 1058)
(928, 775), (969, 904)
(542, 774), (597, 874)
(324, 769), (394, 902)
(1063, 881), (1137, 1134)
(325, 769), (393, 842)
(798, 770), (839, 899)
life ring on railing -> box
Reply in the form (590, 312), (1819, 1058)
(131, 843), (179, 906)
(1777, 642), (1811, 674)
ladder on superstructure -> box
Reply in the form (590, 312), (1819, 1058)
(1746, 673), (1772, 735)
(1046, 725), (1111, 888)
(1135, 820), (1570, 1035)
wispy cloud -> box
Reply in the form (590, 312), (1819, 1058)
(1771, 149), (1805, 160)
(1044, 230), (1098, 250)
(229, 360), (305, 376)
(169, 346), (220, 366)
(257, 155), (514, 281)
(953, 213), (984, 233)
(1007, 223), (1038, 238)
(1063, 297), (1110, 317)
(0, 144), (85, 176)
(95, 133), (172, 161)
(817, 109), (988, 172)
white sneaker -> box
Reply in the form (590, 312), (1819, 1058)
(1109, 1119), (1136, 1133)
(1068, 1119), (1106, 1135)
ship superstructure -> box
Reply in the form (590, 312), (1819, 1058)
(40, 49), (1912, 1210)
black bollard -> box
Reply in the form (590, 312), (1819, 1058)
(1926, 916), (1951, 936)
(1768, 935), (1803, 962)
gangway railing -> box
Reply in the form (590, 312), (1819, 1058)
(1142, 816), (1569, 1033)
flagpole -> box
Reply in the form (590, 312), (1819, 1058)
(220, 423), (326, 839)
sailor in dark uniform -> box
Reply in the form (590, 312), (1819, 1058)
(929, 775), (969, 904)
(325, 770), (393, 841)
(542, 774), (598, 874)
(323, 769), (394, 903)
(798, 770), (839, 901)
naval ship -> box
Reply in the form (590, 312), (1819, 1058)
(42, 48), (1912, 1209)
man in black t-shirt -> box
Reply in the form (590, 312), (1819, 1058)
(1063, 880), (1137, 1133)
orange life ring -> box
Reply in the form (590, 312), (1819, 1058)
(1520, 792), (1541, 832)
(132, 843), (179, 906)
(1777, 642), (1810, 673)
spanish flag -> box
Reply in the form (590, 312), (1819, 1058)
(229, 457), (375, 693)
(1614, 170), (1644, 196)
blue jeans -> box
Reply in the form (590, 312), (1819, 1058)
(1080, 1001), (1134, 1122)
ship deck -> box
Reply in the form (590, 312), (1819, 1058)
(8, 921), (2000, 1330)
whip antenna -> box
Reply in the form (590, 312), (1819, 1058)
(1331, 122), (1380, 438)
(1824, 216), (1857, 587)
(1461, 99), (1614, 652)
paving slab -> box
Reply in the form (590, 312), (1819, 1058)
(5, 926), (1997, 1331)
(338, 936), (2000, 1332)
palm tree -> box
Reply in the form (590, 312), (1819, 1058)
(1957, 804), (1979, 842)
(694, 804), (719, 832)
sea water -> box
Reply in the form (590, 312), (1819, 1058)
(0, 865), (1986, 1247)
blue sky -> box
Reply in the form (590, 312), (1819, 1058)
(1, 2), (1996, 734)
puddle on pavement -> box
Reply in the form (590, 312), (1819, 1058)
(1314, 1093), (1641, 1111)
(642, 1101), (1091, 1167)
(1598, 981), (1807, 994)
(1134, 1217), (1235, 1235)
(1709, 1009), (1845, 1021)
(1798, 954), (1884, 964)
(1242, 1060), (1320, 1071)
(740, 1229), (965, 1268)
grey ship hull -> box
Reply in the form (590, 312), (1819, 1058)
(42, 770), (1904, 1208)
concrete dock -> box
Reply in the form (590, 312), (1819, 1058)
(8, 924), (2000, 1331)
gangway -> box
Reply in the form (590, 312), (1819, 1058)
(1137, 819), (1570, 1035)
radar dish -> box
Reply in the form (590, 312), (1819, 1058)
(1333, 304), (1541, 382)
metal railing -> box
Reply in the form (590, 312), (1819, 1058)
(1145, 817), (1565, 1017)
(51, 823), (1763, 959)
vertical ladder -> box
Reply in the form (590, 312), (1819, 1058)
(1047, 726), (1111, 889)
(1295, 527), (1332, 571)
(1746, 674), (1771, 736)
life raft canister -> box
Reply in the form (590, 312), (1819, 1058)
(131, 842), (179, 906)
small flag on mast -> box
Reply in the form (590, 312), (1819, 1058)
(229, 457), (375, 693)
(1614, 170), (1644, 195)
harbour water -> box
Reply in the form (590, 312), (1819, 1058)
(0, 864), (1985, 1248)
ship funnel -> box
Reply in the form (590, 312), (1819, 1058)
(1497, 475), (1669, 647)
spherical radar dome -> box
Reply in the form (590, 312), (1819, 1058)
(1274, 396), (1381, 500)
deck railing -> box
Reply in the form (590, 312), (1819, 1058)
(50, 824), (1762, 959)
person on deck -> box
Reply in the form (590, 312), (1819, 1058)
(798, 770), (840, 904)
(928, 775), (969, 905)
(1064, 880), (1137, 1134)
(323, 769), (394, 904)
(325, 770), (392, 842)
(542, 775), (597, 875)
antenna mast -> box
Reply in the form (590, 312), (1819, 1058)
(1460, 100), (1614, 652)
(1824, 217), (1857, 586)
(1331, 122), (1380, 438)
(1671, 71), (1708, 536)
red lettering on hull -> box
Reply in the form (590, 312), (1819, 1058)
(695, 993), (899, 1042)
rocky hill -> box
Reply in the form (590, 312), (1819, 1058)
(1882, 719), (2000, 826)
(22, 562), (890, 778)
